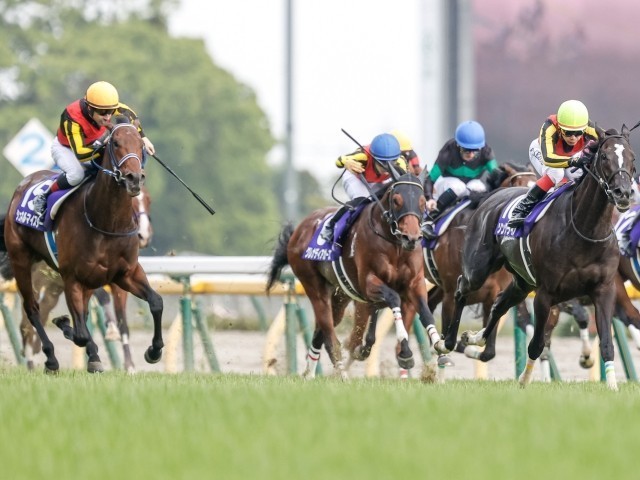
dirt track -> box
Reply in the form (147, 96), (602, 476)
(2, 316), (640, 383)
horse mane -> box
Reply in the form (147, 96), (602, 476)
(113, 114), (131, 125)
(485, 162), (529, 190)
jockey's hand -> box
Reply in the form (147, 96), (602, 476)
(142, 136), (156, 155)
(581, 139), (598, 163)
(91, 131), (110, 150)
(426, 198), (437, 211)
(342, 157), (364, 174)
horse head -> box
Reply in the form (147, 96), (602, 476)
(100, 116), (145, 196)
(385, 173), (426, 251)
(590, 125), (635, 211)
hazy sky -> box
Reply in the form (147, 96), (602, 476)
(168, 0), (426, 182)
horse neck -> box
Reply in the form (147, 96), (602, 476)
(571, 174), (613, 236)
(87, 172), (135, 230)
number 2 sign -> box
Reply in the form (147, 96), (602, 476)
(3, 118), (55, 177)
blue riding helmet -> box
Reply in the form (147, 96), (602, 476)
(369, 133), (401, 162)
(455, 121), (486, 150)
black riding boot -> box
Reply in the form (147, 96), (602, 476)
(421, 188), (459, 240)
(507, 185), (546, 228)
(320, 197), (365, 242)
(33, 174), (72, 218)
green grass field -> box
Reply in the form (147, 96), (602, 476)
(1, 367), (638, 480)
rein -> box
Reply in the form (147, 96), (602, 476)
(367, 178), (424, 244)
(83, 123), (143, 237)
(568, 133), (631, 243)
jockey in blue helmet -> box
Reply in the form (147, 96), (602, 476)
(320, 132), (407, 242)
(421, 120), (499, 239)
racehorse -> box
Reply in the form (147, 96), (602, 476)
(266, 173), (447, 379)
(424, 162), (536, 368)
(448, 126), (634, 390)
(0, 118), (164, 373)
(3, 185), (154, 373)
(342, 163), (538, 373)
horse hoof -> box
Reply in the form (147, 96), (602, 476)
(144, 347), (162, 364)
(579, 355), (595, 369)
(52, 315), (71, 330)
(434, 340), (450, 355)
(437, 355), (454, 367)
(26, 361), (35, 371)
(44, 363), (59, 375)
(460, 330), (472, 345)
(397, 354), (414, 370)
(454, 341), (466, 354)
(87, 361), (105, 373)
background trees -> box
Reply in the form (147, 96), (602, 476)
(0, 0), (326, 255)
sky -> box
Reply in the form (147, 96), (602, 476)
(168, 0), (430, 183)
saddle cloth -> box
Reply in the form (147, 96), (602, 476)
(302, 202), (369, 261)
(421, 198), (472, 250)
(495, 182), (574, 238)
(14, 174), (86, 232)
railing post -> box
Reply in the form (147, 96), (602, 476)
(514, 306), (527, 379)
(0, 292), (25, 365)
(412, 315), (432, 363)
(178, 276), (194, 372)
(90, 297), (122, 370)
(193, 300), (221, 373)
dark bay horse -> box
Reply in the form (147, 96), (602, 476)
(424, 163), (536, 369)
(4, 185), (154, 373)
(266, 173), (447, 379)
(449, 126), (635, 390)
(0, 120), (164, 373)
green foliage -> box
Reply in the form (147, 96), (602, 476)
(0, 0), (285, 254)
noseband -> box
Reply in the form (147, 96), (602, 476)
(582, 134), (634, 203)
(368, 177), (424, 242)
(91, 123), (143, 185)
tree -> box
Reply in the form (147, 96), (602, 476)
(0, 0), (281, 255)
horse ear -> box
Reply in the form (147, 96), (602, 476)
(622, 124), (630, 139)
(594, 123), (606, 140)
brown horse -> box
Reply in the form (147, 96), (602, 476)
(0, 119), (164, 373)
(266, 173), (447, 379)
(342, 163), (538, 373)
(6, 184), (153, 372)
(449, 126), (635, 390)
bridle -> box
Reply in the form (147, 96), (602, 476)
(90, 123), (143, 185)
(368, 176), (424, 244)
(569, 133), (634, 243)
(84, 123), (143, 236)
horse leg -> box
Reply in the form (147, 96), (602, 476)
(538, 306), (559, 382)
(302, 328), (324, 379)
(59, 283), (104, 373)
(114, 263), (164, 364)
(465, 296), (499, 363)
(110, 285), (135, 373)
(437, 291), (456, 368)
(591, 285), (618, 391)
(346, 304), (376, 365)
(463, 278), (531, 349)
(614, 273), (640, 349)
(519, 290), (553, 387)
(94, 287), (120, 341)
(562, 299), (594, 368)
(11, 260), (59, 373)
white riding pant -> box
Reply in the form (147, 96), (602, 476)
(342, 170), (392, 200)
(432, 176), (487, 200)
(51, 137), (86, 186)
(528, 138), (583, 186)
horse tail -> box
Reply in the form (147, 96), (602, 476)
(266, 223), (294, 293)
(0, 214), (14, 280)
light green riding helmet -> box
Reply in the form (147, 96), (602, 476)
(557, 100), (589, 131)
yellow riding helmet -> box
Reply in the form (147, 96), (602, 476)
(390, 129), (413, 151)
(85, 81), (119, 109)
(557, 100), (589, 131)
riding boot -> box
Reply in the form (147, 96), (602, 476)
(421, 188), (458, 240)
(507, 184), (547, 228)
(33, 174), (71, 218)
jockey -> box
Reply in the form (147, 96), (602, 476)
(391, 129), (422, 175)
(421, 120), (498, 239)
(319, 132), (406, 242)
(508, 99), (599, 227)
(32, 81), (155, 218)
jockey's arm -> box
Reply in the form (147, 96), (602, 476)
(336, 150), (367, 173)
(117, 103), (155, 155)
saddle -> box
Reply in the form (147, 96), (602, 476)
(302, 201), (370, 261)
(495, 182), (574, 239)
(421, 198), (472, 250)
(14, 174), (88, 232)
